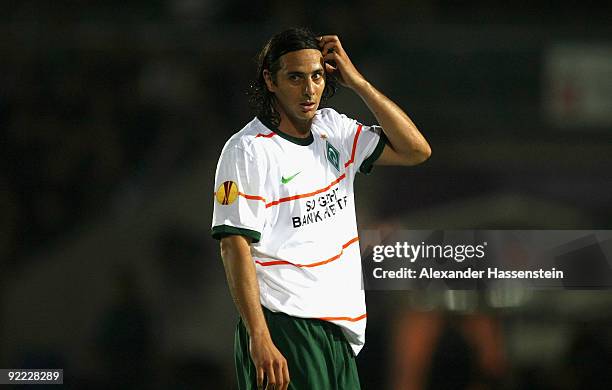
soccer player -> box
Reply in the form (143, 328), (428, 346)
(212, 27), (431, 390)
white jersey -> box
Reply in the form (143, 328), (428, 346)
(211, 108), (386, 355)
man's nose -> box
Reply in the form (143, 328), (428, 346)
(304, 78), (315, 96)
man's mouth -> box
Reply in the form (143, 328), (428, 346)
(300, 102), (316, 112)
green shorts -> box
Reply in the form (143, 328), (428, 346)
(235, 307), (361, 389)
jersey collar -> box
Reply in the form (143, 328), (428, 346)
(257, 116), (314, 146)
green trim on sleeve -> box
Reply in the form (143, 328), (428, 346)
(359, 132), (388, 175)
(211, 225), (261, 243)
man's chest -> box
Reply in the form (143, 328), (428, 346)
(266, 139), (346, 198)
(262, 140), (352, 227)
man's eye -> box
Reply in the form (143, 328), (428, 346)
(289, 75), (300, 81)
(312, 73), (322, 80)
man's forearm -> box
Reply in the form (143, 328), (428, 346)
(353, 80), (431, 163)
(220, 235), (270, 339)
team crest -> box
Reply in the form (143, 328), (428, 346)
(216, 181), (238, 205)
(326, 141), (340, 171)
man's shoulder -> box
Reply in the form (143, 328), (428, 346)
(316, 107), (343, 123)
(221, 117), (270, 157)
(314, 108), (359, 140)
(315, 107), (355, 129)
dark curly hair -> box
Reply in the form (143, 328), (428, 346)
(248, 27), (338, 127)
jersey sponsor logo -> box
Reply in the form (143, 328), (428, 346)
(291, 187), (349, 228)
(215, 181), (238, 205)
(281, 171), (301, 184)
(326, 140), (340, 171)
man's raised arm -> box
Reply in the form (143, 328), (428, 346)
(318, 35), (431, 166)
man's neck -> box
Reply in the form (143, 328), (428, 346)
(277, 113), (312, 139)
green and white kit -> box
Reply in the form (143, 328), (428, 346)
(212, 108), (386, 355)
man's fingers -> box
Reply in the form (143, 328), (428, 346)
(321, 41), (342, 56)
(318, 35), (340, 46)
(257, 367), (264, 390)
(324, 51), (339, 61)
(272, 360), (285, 390)
(282, 361), (291, 390)
(322, 42), (339, 56)
(325, 62), (337, 74)
(265, 362), (277, 389)
(324, 52), (341, 70)
(272, 360), (284, 390)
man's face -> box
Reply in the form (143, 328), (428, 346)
(264, 49), (326, 126)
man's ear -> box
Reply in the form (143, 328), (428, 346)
(263, 69), (275, 93)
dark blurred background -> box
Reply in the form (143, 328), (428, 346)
(2, 1), (612, 389)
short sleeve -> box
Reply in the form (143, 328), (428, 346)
(334, 110), (388, 175)
(211, 143), (267, 243)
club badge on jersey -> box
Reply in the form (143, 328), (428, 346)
(326, 141), (340, 171)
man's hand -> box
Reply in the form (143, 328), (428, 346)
(318, 35), (366, 90)
(250, 333), (290, 390)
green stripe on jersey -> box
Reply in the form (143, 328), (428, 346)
(211, 225), (261, 243)
(360, 132), (388, 175)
